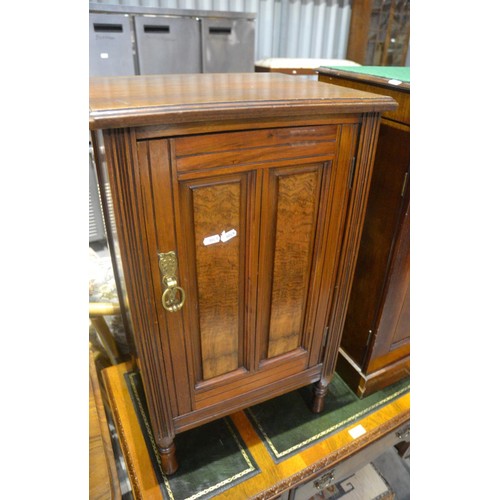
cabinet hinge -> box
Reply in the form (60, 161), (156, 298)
(322, 326), (329, 347)
(401, 171), (409, 198)
(366, 330), (374, 347)
(348, 156), (356, 189)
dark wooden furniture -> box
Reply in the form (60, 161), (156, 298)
(103, 360), (410, 499)
(318, 66), (409, 398)
(347, 0), (410, 66)
(89, 73), (396, 474)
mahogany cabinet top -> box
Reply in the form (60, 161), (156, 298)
(89, 73), (397, 130)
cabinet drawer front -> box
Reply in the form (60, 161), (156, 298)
(174, 125), (338, 171)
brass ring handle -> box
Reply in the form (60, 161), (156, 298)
(158, 251), (185, 313)
(161, 286), (186, 313)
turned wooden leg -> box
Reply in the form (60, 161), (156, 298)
(159, 440), (179, 475)
(312, 381), (329, 413)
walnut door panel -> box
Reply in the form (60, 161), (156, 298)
(176, 173), (254, 383)
(267, 168), (321, 358)
(257, 164), (326, 364)
(193, 181), (241, 379)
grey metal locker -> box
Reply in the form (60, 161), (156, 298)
(89, 13), (136, 76)
(134, 16), (202, 75)
(201, 18), (255, 73)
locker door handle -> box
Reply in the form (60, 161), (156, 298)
(209, 27), (232, 35)
(144, 25), (170, 34)
(94, 23), (123, 33)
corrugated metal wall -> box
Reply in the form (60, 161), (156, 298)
(90, 0), (352, 61)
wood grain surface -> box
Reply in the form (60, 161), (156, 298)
(89, 73), (397, 129)
(193, 180), (242, 379)
(267, 168), (320, 358)
(318, 70), (409, 126)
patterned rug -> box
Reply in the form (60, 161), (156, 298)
(245, 375), (410, 462)
(125, 372), (260, 500)
(333, 463), (395, 499)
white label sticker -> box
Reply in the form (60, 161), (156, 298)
(203, 234), (220, 246)
(388, 79), (402, 86)
(348, 424), (367, 439)
(220, 228), (237, 243)
(100, 52), (109, 59)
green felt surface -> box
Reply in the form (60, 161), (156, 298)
(126, 372), (260, 500)
(323, 66), (410, 83)
(246, 375), (410, 462)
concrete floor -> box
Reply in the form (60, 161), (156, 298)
(372, 446), (410, 500)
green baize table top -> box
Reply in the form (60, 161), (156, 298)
(322, 65), (410, 83)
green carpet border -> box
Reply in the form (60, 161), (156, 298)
(246, 377), (410, 463)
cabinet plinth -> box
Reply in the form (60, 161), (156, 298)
(90, 73), (396, 472)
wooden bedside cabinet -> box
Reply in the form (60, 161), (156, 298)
(318, 66), (410, 398)
(89, 73), (396, 474)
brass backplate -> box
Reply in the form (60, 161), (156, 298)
(158, 252), (178, 280)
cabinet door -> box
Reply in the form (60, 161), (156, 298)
(137, 124), (348, 418)
(341, 124), (409, 366)
(368, 204), (410, 373)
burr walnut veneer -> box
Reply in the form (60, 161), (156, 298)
(89, 73), (396, 474)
